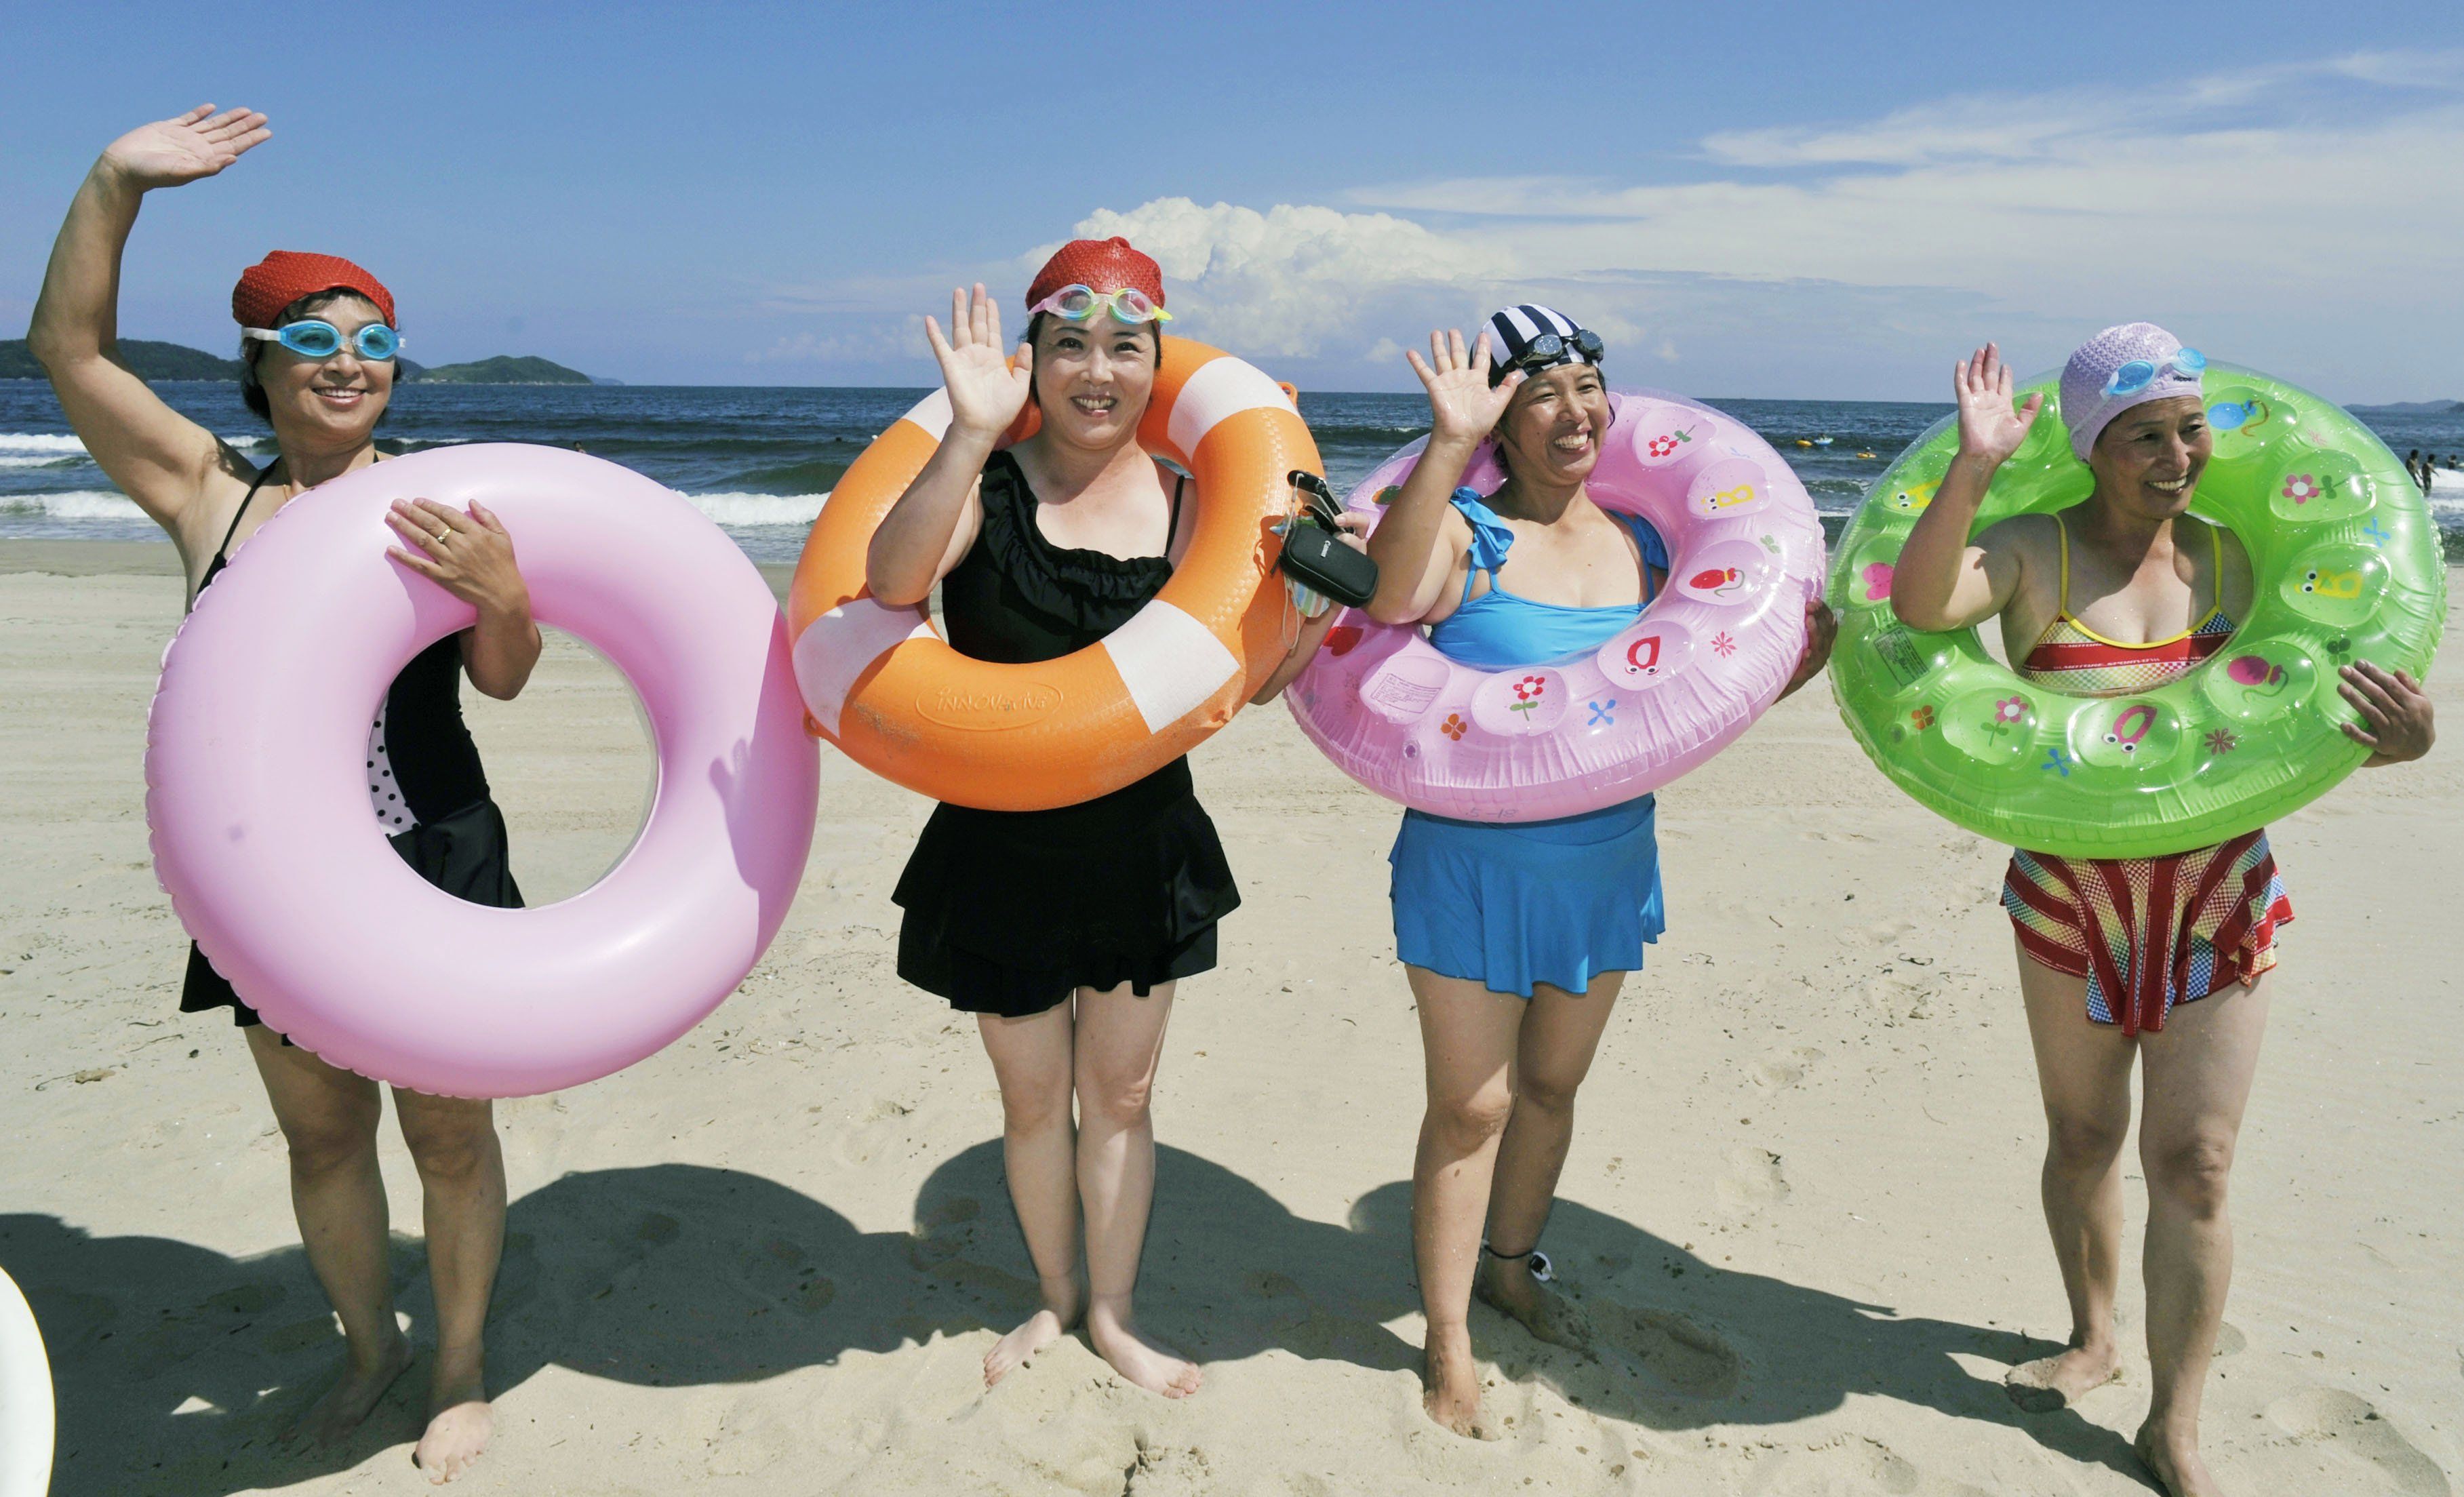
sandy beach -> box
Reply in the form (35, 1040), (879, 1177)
(1, 540), (2456, 1496)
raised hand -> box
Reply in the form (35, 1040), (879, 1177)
(100, 106), (271, 191)
(926, 283), (1033, 443)
(1406, 330), (1525, 447)
(1951, 342), (2044, 469)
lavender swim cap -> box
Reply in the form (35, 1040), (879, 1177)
(2060, 322), (2205, 461)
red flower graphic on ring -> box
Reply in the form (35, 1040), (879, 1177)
(2281, 474), (2322, 504)
(1508, 675), (1548, 719)
(1439, 713), (1468, 741)
(2205, 727), (2239, 755)
(1710, 631), (1737, 658)
(1648, 433), (1680, 458)
(1985, 694), (2029, 740)
(1910, 705), (1936, 730)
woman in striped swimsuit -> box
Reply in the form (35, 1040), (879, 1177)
(1890, 327), (2433, 1497)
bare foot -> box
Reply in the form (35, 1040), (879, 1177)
(1474, 1251), (1593, 1353)
(283, 1330), (412, 1447)
(1084, 1300), (1201, 1399)
(2004, 1339), (2122, 1412)
(1420, 1327), (1494, 1439)
(412, 1354), (491, 1485)
(2136, 1419), (2229, 1497)
(985, 1273), (1084, 1387)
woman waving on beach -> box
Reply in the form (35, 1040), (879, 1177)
(1366, 309), (1833, 1435)
(1889, 328), (2433, 1497)
(28, 106), (540, 1483)
(867, 239), (1351, 1399)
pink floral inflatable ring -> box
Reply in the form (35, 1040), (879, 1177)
(145, 445), (820, 1097)
(1287, 391), (1825, 822)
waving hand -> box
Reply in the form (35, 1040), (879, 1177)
(1406, 330), (1525, 447)
(1951, 342), (2044, 468)
(101, 106), (270, 191)
(926, 283), (1034, 443)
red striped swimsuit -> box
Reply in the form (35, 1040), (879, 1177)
(2000, 516), (2293, 1033)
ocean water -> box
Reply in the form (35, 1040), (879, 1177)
(4, 381), (2459, 564)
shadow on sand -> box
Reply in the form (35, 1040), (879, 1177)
(3, 1144), (2139, 1494)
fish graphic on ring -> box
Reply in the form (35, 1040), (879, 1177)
(1625, 634), (1665, 677)
(1698, 482), (1758, 513)
(2103, 702), (2158, 755)
(2225, 655), (2288, 696)
(1688, 565), (1746, 598)
(2300, 567), (2364, 600)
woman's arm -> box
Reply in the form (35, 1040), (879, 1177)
(1364, 330), (1522, 626)
(386, 500), (542, 701)
(28, 108), (271, 536)
(865, 285), (1030, 606)
(1250, 513), (1372, 703)
(1890, 343), (2042, 633)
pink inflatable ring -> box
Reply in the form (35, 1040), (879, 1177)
(1286, 391), (1825, 822)
(145, 445), (819, 1098)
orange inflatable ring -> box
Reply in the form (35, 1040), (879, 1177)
(788, 336), (1321, 811)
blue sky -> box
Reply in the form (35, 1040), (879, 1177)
(3, 1), (2459, 399)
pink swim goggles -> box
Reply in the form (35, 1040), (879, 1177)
(1026, 283), (1172, 325)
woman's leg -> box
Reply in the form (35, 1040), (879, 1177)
(391, 1087), (505, 1484)
(245, 1026), (411, 1444)
(1071, 980), (1200, 1398)
(1409, 967), (1528, 1436)
(1475, 970), (1625, 1348)
(2006, 944), (2138, 1408)
(2131, 974), (2270, 1497)
(975, 1002), (1082, 1386)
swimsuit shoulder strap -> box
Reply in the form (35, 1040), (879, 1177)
(2207, 519), (2224, 618)
(1611, 511), (1663, 603)
(2052, 511), (2073, 618)
(1448, 489), (1515, 603)
(216, 463), (278, 563)
(1168, 469), (1187, 542)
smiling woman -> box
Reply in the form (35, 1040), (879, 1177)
(24, 105), (535, 1483)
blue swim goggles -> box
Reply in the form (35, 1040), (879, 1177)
(243, 319), (403, 361)
(2102, 347), (2205, 397)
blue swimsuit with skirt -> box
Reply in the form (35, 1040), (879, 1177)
(1389, 491), (1669, 998)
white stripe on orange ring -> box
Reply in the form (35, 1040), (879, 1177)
(792, 595), (932, 738)
(1102, 599), (1241, 734)
(1166, 355), (1298, 466)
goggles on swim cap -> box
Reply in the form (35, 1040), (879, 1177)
(1493, 327), (1606, 384)
(244, 319), (402, 361)
(1027, 283), (1173, 325)
(2101, 346), (2205, 398)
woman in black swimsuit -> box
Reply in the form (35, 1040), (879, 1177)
(28, 106), (538, 1483)
(867, 240), (1354, 1398)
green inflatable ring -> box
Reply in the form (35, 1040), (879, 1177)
(1825, 363), (2444, 858)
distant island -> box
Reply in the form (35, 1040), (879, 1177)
(2351, 399), (2464, 414)
(1, 337), (601, 386)
(0, 337), (247, 381)
(412, 355), (596, 385)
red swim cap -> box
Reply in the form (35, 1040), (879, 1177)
(1025, 237), (1165, 313)
(231, 251), (397, 330)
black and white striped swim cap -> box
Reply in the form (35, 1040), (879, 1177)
(1484, 304), (1602, 386)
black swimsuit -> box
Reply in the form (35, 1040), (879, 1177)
(178, 466), (522, 1031)
(890, 450), (1241, 1018)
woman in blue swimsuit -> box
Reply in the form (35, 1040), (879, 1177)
(1365, 307), (1834, 1435)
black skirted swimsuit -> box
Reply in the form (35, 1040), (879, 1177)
(892, 449), (1241, 1019)
(178, 467), (523, 1031)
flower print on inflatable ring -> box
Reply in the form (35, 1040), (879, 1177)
(1471, 666), (1568, 736)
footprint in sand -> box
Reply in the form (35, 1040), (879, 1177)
(1585, 1298), (1743, 1399)
(2261, 1387), (2450, 1496)
(1751, 1045), (1824, 1089)
(905, 1195), (981, 1270)
(1715, 1146), (1791, 1216)
(1755, 1435), (1997, 1496)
